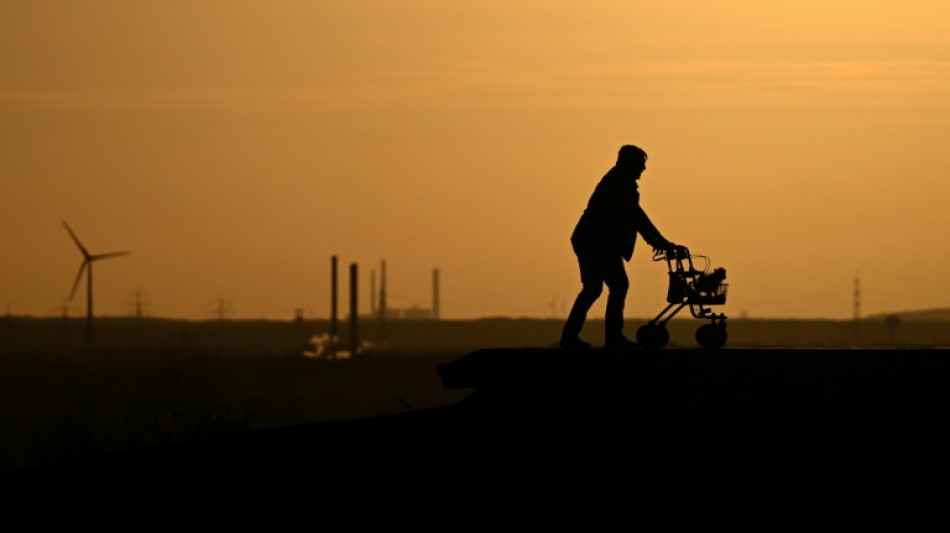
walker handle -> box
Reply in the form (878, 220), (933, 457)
(653, 244), (690, 262)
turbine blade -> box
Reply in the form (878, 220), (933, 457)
(69, 261), (87, 301)
(90, 251), (130, 261)
(62, 221), (90, 258)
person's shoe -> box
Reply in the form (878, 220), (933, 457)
(604, 335), (638, 351)
(560, 336), (592, 350)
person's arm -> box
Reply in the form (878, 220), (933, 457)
(633, 204), (673, 251)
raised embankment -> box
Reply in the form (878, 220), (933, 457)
(23, 347), (950, 488)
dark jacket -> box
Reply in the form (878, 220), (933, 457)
(571, 164), (666, 261)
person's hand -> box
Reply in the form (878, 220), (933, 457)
(653, 239), (676, 256)
(658, 241), (689, 259)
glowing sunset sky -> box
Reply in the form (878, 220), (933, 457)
(2, 1), (949, 320)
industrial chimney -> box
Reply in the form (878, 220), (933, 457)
(432, 268), (440, 320)
(378, 259), (387, 342)
(370, 268), (377, 317)
(350, 262), (358, 355)
(330, 255), (338, 357)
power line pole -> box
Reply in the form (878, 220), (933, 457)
(212, 294), (233, 321)
(131, 288), (148, 345)
(132, 289), (147, 322)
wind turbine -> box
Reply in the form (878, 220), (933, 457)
(63, 221), (129, 348)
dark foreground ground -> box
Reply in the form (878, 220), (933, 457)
(14, 347), (950, 496)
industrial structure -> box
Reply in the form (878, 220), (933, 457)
(349, 262), (358, 355)
(323, 256), (441, 357)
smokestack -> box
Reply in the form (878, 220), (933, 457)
(330, 255), (338, 357)
(370, 268), (376, 316)
(432, 267), (440, 320)
(350, 262), (358, 356)
(379, 259), (387, 342)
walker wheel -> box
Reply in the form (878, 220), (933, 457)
(636, 323), (670, 349)
(696, 323), (727, 349)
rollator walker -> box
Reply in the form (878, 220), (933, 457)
(636, 246), (728, 349)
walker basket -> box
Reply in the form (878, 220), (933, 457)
(693, 282), (728, 305)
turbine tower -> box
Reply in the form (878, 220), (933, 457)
(63, 221), (129, 349)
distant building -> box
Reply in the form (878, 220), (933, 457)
(353, 306), (434, 321)
(399, 306), (433, 320)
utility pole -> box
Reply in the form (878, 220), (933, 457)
(131, 288), (147, 345)
(214, 295), (232, 321)
(54, 300), (76, 330)
(132, 289), (147, 322)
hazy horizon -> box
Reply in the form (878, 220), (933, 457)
(3, 1), (950, 321)
(4, 309), (947, 322)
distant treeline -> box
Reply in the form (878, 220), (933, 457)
(1, 316), (946, 356)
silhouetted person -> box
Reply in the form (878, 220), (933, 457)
(561, 145), (677, 350)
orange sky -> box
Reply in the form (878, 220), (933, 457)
(2, 1), (950, 320)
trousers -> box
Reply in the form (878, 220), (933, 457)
(561, 242), (629, 341)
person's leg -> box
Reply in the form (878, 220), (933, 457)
(603, 255), (630, 343)
(561, 250), (604, 346)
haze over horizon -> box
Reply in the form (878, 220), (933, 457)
(3, 1), (950, 321)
